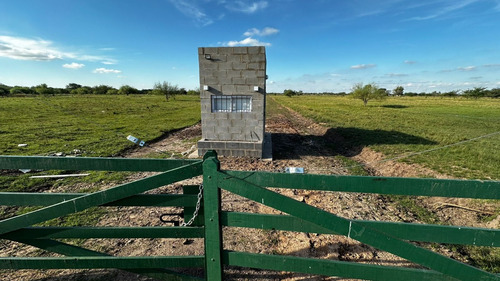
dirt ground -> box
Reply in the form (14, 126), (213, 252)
(1, 103), (498, 281)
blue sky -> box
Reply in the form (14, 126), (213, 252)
(1, 0), (500, 93)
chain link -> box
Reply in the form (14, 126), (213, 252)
(181, 183), (203, 227)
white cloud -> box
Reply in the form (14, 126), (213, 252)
(101, 59), (117, 65)
(404, 60), (417, 64)
(0, 35), (116, 64)
(243, 27), (279, 37)
(63, 62), (85, 69)
(386, 73), (409, 77)
(93, 68), (121, 74)
(458, 66), (476, 71)
(357, 9), (384, 17)
(408, 0), (480, 21)
(169, 1), (267, 26)
(0, 35), (67, 61)
(168, 0), (213, 26)
(441, 66), (477, 72)
(227, 37), (271, 47)
(226, 1), (268, 13)
(350, 64), (376, 69)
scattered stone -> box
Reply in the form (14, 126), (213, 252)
(17, 144), (28, 147)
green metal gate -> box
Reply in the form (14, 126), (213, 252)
(1, 152), (499, 280)
(0, 155), (206, 281)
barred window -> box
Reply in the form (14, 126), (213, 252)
(211, 95), (252, 113)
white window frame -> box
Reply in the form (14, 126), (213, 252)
(211, 95), (252, 113)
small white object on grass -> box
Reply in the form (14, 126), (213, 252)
(127, 135), (139, 144)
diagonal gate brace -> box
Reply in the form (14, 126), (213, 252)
(0, 161), (202, 235)
(218, 171), (499, 281)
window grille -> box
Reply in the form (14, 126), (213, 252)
(211, 95), (252, 113)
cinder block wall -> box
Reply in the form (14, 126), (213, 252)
(198, 46), (266, 143)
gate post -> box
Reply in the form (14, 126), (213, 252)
(202, 151), (223, 280)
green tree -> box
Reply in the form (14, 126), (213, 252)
(393, 86), (404, 96)
(118, 85), (140, 95)
(442, 90), (458, 97)
(187, 88), (200, 96)
(0, 84), (11, 96)
(66, 83), (82, 90)
(152, 81), (180, 101)
(106, 88), (119, 95)
(10, 86), (35, 95)
(463, 87), (487, 98)
(71, 86), (92, 95)
(350, 83), (386, 106)
(34, 83), (55, 95)
(93, 85), (114, 95)
(487, 88), (500, 98)
(283, 89), (297, 97)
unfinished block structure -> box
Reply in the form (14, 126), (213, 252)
(197, 46), (270, 158)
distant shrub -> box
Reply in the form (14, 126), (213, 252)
(0, 84), (11, 96)
(118, 85), (140, 95)
(10, 86), (35, 95)
(283, 89), (297, 97)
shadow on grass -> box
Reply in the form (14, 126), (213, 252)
(272, 127), (436, 160)
(381, 104), (409, 109)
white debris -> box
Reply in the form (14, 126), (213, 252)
(285, 167), (304, 174)
(30, 173), (90, 179)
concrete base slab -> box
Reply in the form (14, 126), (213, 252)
(198, 139), (264, 158)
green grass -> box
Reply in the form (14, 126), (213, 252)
(0, 95), (201, 157)
(0, 94), (200, 199)
(273, 95), (500, 180)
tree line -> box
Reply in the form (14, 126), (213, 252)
(0, 82), (199, 100)
(280, 85), (500, 100)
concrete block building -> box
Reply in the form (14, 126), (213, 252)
(197, 46), (270, 158)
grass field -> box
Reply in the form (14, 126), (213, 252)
(0, 95), (201, 157)
(273, 95), (500, 180)
(0, 94), (201, 222)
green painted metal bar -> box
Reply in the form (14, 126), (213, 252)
(203, 154), (223, 281)
(12, 238), (203, 281)
(0, 192), (198, 207)
(217, 174), (499, 281)
(0, 256), (205, 269)
(0, 161), (203, 235)
(0, 155), (200, 172)
(222, 212), (499, 247)
(1, 226), (204, 239)
(222, 170), (500, 199)
(223, 251), (456, 281)
(15, 238), (108, 257)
